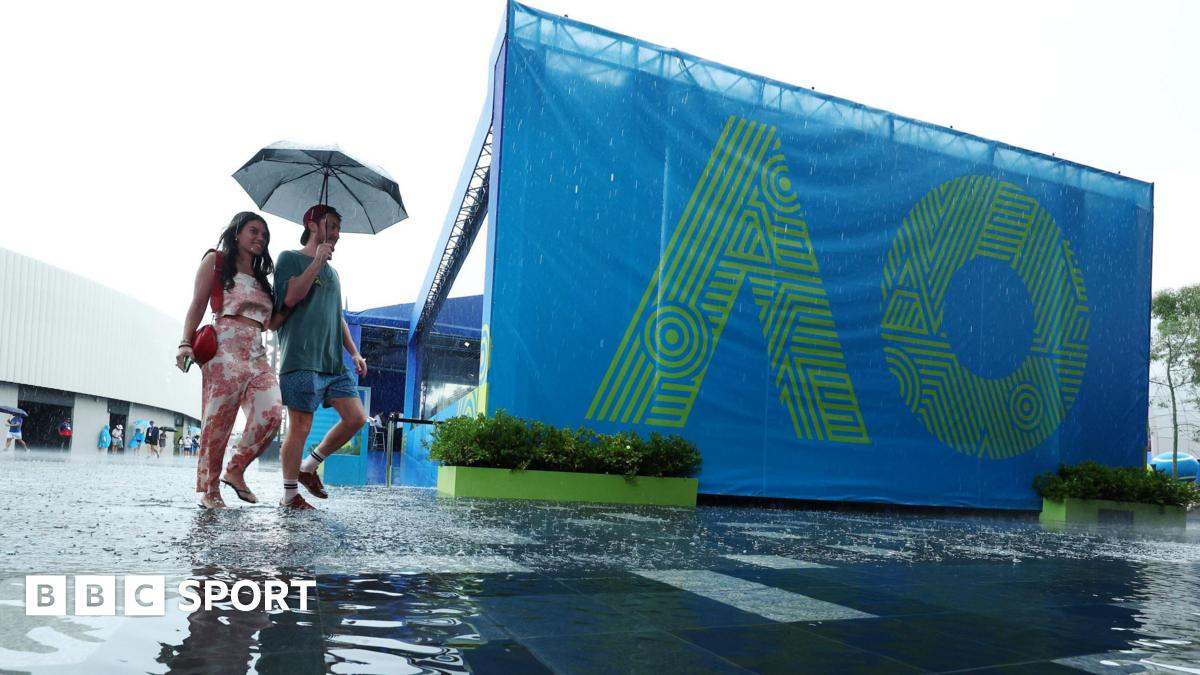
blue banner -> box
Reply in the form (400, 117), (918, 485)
(437, 3), (1153, 509)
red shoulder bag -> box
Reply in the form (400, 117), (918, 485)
(190, 252), (225, 365)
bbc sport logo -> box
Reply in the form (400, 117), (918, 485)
(25, 575), (316, 616)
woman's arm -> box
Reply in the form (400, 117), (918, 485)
(266, 309), (289, 331)
(176, 252), (217, 369)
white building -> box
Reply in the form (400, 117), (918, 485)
(1, 248), (201, 451)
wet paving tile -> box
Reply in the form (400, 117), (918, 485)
(524, 629), (754, 675)
(553, 572), (680, 595)
(720, 554), (833, 569)
(795, 615), (1035, 672)
(954, 662), (1089, 674)
(589, 590), (774, 631)
(634, 569), (875, 622)
(473, 593), (651, 640)
(674, 622), (923, 674)
(894, 611), (1140, 662)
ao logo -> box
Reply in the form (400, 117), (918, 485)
(587, 116), (1088, 459)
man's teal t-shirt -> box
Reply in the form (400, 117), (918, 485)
(274, 250), (346, 375)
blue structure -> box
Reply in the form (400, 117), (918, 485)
(336, 296), (484, 485)
(1149, 452), (1199, 482)
(402, 2), (1154, 509)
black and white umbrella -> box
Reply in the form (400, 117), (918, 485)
(232, 141), (407, 234)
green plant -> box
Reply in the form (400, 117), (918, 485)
(428, 411), (702, 478)
(1033, 461), (1200, 508)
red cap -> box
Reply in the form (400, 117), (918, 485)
(303, 204), (336, 225)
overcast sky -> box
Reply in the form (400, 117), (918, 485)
(2, 0), (1196, 320)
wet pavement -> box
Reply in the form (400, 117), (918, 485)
(1, 451), (1199, 673)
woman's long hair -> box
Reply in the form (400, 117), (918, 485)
(207, 212), (274, 301)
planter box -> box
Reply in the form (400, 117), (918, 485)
(437, 465), (698, 507)
(1040, 497), (1187, 528)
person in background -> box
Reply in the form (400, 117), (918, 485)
(98, 424), (111, 454)
(131, 426), (144, 454)
(56, 418), (72, 450)
(145, 422), (161, 458)
(111, 424), (124, 454)
(5, 414), (29, 452)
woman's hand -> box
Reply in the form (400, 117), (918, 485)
(267, 310), (290, 331)
(176, 345), (194, 372)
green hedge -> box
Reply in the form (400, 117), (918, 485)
(1033, 461), (1200, 507)
(428, 411), (702, 479)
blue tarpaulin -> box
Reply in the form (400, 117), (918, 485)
(408, 2), (1153, 509)
(346, 296), (483, 338)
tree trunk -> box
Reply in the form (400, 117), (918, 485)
(1168, 361), (1179, 477)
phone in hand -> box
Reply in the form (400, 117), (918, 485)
(182, 356), (194, 373)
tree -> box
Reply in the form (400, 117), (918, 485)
(1149, 285), (1200, 477)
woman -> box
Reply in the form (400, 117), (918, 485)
(177, 212), (284, 509)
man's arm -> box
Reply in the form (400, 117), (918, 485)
(342, 317), (368, 376)
(282, 244), (334, 309)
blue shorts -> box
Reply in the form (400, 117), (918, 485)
(280, 370), (357, 413)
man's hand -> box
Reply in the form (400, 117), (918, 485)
(352, 354), (368, 377)
(313, 242), (334, 266)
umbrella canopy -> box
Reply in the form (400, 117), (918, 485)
(233, 141), (407, 235)
(1, 405), (28, 417)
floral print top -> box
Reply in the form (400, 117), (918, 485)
(220, 273), (272, 326)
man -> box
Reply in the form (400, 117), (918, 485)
(145, 422), (160, 458)
(56, 418), (72, 451)
(5, 414), (29, 451)
(111, 424), (124, 454)
(273, 204), (368, 510)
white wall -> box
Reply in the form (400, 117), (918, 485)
(0, 248), (200, 419)
(128, 402), (186, 451)
(72, 394), (109, 454)
(0, 382), (16, 408)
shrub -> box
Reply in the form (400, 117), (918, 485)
(1033, 461), (1200, 508)
(429, 411), (702, 478)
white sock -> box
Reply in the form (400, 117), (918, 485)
(283, 480), (299, 503)
(299, 448), (327, 474)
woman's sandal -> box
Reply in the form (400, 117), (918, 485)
(220, 478), (258, 504)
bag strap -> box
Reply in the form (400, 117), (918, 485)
(209, 251), (225, 314)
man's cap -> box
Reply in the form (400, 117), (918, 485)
(303, 204), (338, 225)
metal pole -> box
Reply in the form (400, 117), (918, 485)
(385, 417), (395, 487)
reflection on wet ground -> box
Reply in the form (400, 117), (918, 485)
(2, 452), (1200, 673)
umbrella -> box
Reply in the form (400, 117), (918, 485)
(0, 405), (28, 417)
(232, 141), (407, 234)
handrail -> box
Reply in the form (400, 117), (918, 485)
(383, 413), (438, 486)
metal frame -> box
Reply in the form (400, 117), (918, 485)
(412, 125), (493, 345)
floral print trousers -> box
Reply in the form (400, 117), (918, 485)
(196, 321), (283, 494)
